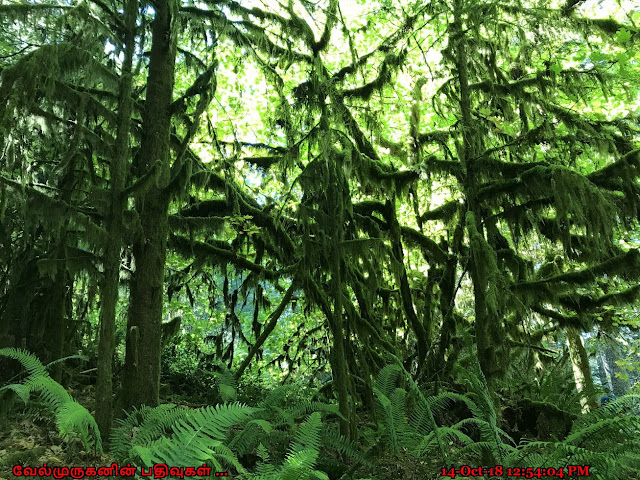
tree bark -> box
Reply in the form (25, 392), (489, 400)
(123, 0), (178, 410)
(566, 327), (598, 412)
(385, 199), (428, 374)
(328, 165), (356, 440)
(95, 0), (137, 438)
(604, 343), (628, 396)
(48, 257), (67, 383)
(452, 0), (505, 390)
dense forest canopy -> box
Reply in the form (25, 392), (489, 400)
(1, 0), (640, 478)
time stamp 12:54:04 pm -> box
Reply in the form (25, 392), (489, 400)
(441, 465), (591, 478)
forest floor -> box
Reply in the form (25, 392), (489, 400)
(0, 385), (108, 480)
(0, 381), (440, 480)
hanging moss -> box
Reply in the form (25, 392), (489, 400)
(400, 226), (449, 264)
(466, 212), (497, 315)
(343, 52), (407, 101)
(558, 284), (640, 313)
(518, 249), (640, 290)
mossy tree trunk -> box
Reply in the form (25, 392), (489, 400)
(327, 153), (356, 440)
(429, 219), (464, 385)
(48, 124), (81, 383)
(566, 327), (598, 412)
(605, 344), (628, 396)
(123, 0), (177, 410)
(386, 198), (428, 374)
(95, 0), (137, 438)
(47, 252), (67, 384)
(452, 0), (503, 390)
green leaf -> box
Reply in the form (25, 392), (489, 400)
(549, 63), (562, 75)
(615, 52), (630, 65)
(616, 28), (631, 44)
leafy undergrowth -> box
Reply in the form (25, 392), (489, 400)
(2, 348), (640, 480)
(0, 391), (109, 480)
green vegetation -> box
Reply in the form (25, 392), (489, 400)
(1, 0), (640, 478)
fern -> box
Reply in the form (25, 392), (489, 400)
(369, 358), (520, 468)
(244, 412), (328, 480)
(372, 363), (452, 463)
(227, 418), (273, 457)
(320, 426), (366, 464)
(110, 403), (192, 461)
(367, 358), (640, 480)
(0, 348), (102, 452)
(254, 384), (307, 427)
(229, 385), (365, 479)
(114, 402), (255, 472)
(214, 367), (238, 403)
(505, 395), (640, 480)
(454, 357), (515, 464)
(288, 411), (322, 455)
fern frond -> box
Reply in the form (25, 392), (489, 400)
(505, 404), (640, 480)
(2, 383), (31, 404)
(227, 418), (272, 456)
(413, 426), (474, 457)
(118, 402), (254, 470)
(110, 404), (160, 460)
(214, 367), (237, 402)
(280, 413), (326, 480)
(243, 412), (332, 480)
(0, 348), (47, 377)
(565, 415), (640, 445)
(25, 375), (72, 408)
(410, 391), (476, 436)
(56, 402), (102, 451)
(373, 386), (399, 454)
(373, 364), (402, 398)
(572, 394), (640, 426)
(44, 354), (88, 370)
(287, 399), (341, 419)
(289, 412), (322, 455)
(320, 426), (366, 463)
(279, 449), (327, 480)
(0, 348), (102, 452)
(129, 404), (192, 449)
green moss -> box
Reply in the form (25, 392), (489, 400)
(0, 446), (47, 470)
(466, 211), (500, 319)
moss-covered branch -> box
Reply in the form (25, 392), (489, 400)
(400, 226), (449, 264)
(420, 201), (459, 222)
(169, 233), (282, 279)
(558, 284), (640, 312)
(234, 281), (296, 380)
(514, 250), (640, 292)
(342, 52), (406, 101)
(531, 306), (584, 329)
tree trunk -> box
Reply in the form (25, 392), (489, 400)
(430, 220), (464, 385)
(95, 0), (137, 438)
(329, 256), (354, 439)
(123, 0), (178, 410)
(48, 256), (67, 384)
(596, 349), (613, 392)
(452, 0), (505, 391)
(566, 327), (598, 412)
(329, 176), (355, 440)
(48, 128), (80, 383)
(386, 199), (428, 374)
(604, 343), (628, 396)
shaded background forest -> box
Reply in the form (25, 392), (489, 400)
(1, 0), (640, 478)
